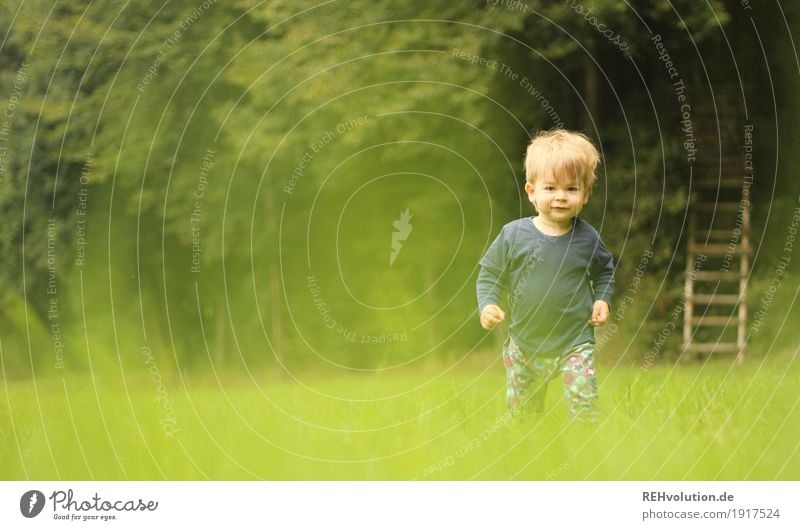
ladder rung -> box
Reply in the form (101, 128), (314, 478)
(688, 243), (750, 255)
(695, 202), (745, 212)
(690, 294), (741, 304)
(685, 342), (741, 353)
(695, 229), (750, 240)
(690, 316), (736, 326)
(694, 178), (746, 189)
(694, 159), (745, 169)
(692, 271), (741, 281)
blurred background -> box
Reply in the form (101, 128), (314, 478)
(1, 0), (798, 380)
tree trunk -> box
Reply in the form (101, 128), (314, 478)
(264, 185), (284, 359)
(584, 54), (599, 130)
(215, 296), (225, 366)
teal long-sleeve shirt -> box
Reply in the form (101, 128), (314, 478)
(476, 216), (615, 356)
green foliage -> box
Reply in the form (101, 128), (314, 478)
(0, 1), (797, 373)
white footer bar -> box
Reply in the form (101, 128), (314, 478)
(2, 481), (797, 529)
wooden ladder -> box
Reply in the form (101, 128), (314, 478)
(683, 178), (750, 363)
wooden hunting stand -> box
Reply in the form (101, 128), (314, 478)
(682, 100), (751, 363)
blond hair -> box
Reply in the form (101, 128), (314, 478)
(524, 130), (600, 196)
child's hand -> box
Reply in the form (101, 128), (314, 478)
(480, 304), (506, 330)
(589, 300), (610, 327)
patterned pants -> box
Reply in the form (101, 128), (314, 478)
(503, 337), (599, 421)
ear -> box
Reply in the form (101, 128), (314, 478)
(524, 182), (535, 196)
(524, 182), (538, 212)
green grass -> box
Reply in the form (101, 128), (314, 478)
(1, 352), (799, 480)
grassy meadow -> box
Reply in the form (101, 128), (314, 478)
(1, 350), (798, 481)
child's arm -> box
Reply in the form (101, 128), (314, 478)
(476, 227), (509, 331)
(477, 267), (506, 330)
(589, 237), (615, 326)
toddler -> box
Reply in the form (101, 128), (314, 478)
(476, 130), (615, 420)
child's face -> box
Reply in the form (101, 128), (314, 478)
(524, 174), (589, 226)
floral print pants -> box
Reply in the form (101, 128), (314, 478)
(503, 337), (599, 421)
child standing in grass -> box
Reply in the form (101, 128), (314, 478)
(476, 130), (615, 420)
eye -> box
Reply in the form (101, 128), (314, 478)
(568, 187), (579, 192)
(544, 186), (555, 191)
